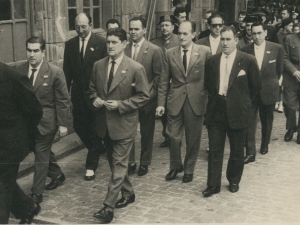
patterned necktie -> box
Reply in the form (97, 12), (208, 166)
(107, 60), (115, 91)
(133, 44), (139, 61)
(30, 69), (37, 85)
(183, 49), (188, 72)
(80, 38), (85, 64)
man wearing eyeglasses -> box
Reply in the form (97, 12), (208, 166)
(63, 13), (107, 181)
(237, 15), (258, 49)
(241, 22), (284, 163)
(196, 13), (223, 55)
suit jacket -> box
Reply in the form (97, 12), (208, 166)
(241, 41), (284, 105)
(195, 36), (222, 55)
(237, 36), (253, 50)
(151, 33), (180, 55)
(17, 61), (70, 135)
(88, 55), (150, 140)
(283, 33), (300, 89)
(266, 26), (279, 44)
(157, 44), (210, 116)
(124, 40), (163, 111)
(63, 33), (107, 102)
(0, 63), (42, 164)
(198, 29), (210, 40)
(204, 50), (262, 129)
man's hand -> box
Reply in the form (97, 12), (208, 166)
(93, 97), (105, 108)
(156, 106), (165, 116)
(293, 71), (300, 82)
(104, 100), (118, 111)
(58, 126), (68, 137)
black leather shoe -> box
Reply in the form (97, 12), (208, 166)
(19, 202), (41, 224)
(93, 207), (114, 223)
(297, 134), (300, 144)
(160, 139), (169, 148)
(45, 172), (65, 190)
(260, 146), (268, 155)
(229, 183), (239, 193)
(202, 186), (220, 197)
(115, 194), (135, 208)
(284, 128), (296, 142)
(182, 174), (193, 183)
(137, 165), (148, 176)
(128, 163), (136, 174)
(244, 155), (255, 164)
(85, 174), (95, 181)
(30, 193), (43, 204)
(165, 165), (184, 181)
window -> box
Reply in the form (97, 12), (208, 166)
(67, 0), (114, 30)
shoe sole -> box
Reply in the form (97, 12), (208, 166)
(202, 191), (220, 197)
(115, 199), (135, 209)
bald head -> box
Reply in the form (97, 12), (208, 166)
(75, 13), (92, 38)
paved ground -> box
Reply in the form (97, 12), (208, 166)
(10, 112), (300, 224)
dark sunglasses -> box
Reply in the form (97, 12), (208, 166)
(211, 24), (224, 28)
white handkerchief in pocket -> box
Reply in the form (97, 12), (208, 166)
(238, 69), (246, 77)
(269, 59), (276, 63)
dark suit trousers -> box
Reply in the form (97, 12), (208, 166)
(283, 87), (300, 133)
(103, 133), (134, 209)
(207, 96), (246, 186)
(31, 131), (62, 195)
(167, 97), (204, 174)
(129, 104), (156, 166)
(72, 94), (104, 171)
(0, 163), (35, 223)
(161, 111), (169, 140)
(246, 94), (275, 155)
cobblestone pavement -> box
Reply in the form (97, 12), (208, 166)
(12, 112), (300, 224)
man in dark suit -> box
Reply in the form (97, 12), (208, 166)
(17, 36), (70, 204)
(173, 7), (187, 35)
(0, 62), (42, 224)
(196, 13), (223, 55)
(151, 15), (180, 149)
(63, 13), (107, 180)
(156, 21), (210, 183)
(198, 11), (214, 40)
(89, 28), (149, 223)
(202, 26), (261, 197)
(241, 22), (284, 163)
(282, 29), (300, 143)
(125, 17), (163, 176)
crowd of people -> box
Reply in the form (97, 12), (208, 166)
(1, 0), (300, 223)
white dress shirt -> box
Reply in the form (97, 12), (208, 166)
(219, 49), (237, 96)
(131, 37), (145, 59)
(209, 34), (220, 55)
(181, 43), (193, 75)
(107, 53), (124, 78)
(79, 31), (92, 58)
(28, 59), (43, 86)
(254, 41), (266, 70)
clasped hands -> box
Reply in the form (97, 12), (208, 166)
(93, 97), (118, 111)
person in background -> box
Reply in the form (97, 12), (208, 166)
(237, 15), (259, 49)
(293, 22), (300, 32)
(198, 11), (214, 40)
(232, 11), (247, 39)
(173, 7), (187, 35)
(106, 18), (121, 30)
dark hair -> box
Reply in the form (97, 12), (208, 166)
(106, 28), (127, 42)
(174, 7), (186, 17)
(282, 7), (292, 16)
(106, 18), (121, 29)
(220, 26), (238, 37)
(179, 20), (196, 33)
(238, 11), (247, 17)
(251, 21), (267, 31)
(208, 13), (224, 25)
(281, 17), (294, 28)
(76, 12), (92, 24)
(129, 16), (147, 29)
(26, 36), (46, 51)
(206, 10), (215, 15)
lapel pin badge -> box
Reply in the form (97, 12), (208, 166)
(194, 53), (199, 56)
(122, 70), (126, 74)
(44, 75), (48, 78)
(266, 51), (270, 54)
(90, 47), (94, 51)
(144, 50), (147, 54)
(43, 83), (48, 86)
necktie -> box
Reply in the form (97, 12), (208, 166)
(107, 61), (115, 91)
(183, 49), (188, 72)
(223, 56), (229, 95)
(133, 44), (139, 61)
(30, 69), (37, 85)
(80, 38), (85, 64)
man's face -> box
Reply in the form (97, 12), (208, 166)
(294, 26), (300, 33)
(221, 30), (238, 55)
(238, 14), (246, 22)
(75, 15), (92, 38)
(107, 23), (119, 30)
(106, 35), (126, 60)
(26, 43), (45, 68)
(281, 10), (290, 19)
(208, 17), (224, 37)
(129, 20), (146, 43)
(204, 13), (212, 28)
(246, 22), (253, 36)
(178, 22), (195, 48)
(285, 22), (294, 33)
(160, 21), (174, 37)
(176, 12), (187, 23)
(252, 25), (267, 46)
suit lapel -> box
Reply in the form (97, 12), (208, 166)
(74, 36), (81, 69)
(186, 44), (200, 75)
(108, 56), (128, 94)
(204, 37), (211, 48)
(172, 47), (185, 77)
(261, 42), (271, 73)
(82, 33), (96, 69)
(228, 51), (243, 91)
(216, 41), (222, 54)
(34, 61), (48, 93)
(136, 40), (148, 64)
(124, 43), (132, 59)
(100, 57), (109, 95)
(214, 54), (221, 93)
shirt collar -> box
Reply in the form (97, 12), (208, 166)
(109, 53), (124, 65)
(209, 34), (220, 42)
(133, 37), (145, 47)
(29, 59), (43, 72)
(222, 49), (237, 59)
(181, 43), (193, 53)
(254, 40), (266, 50)
(81, 31), (92, 42)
